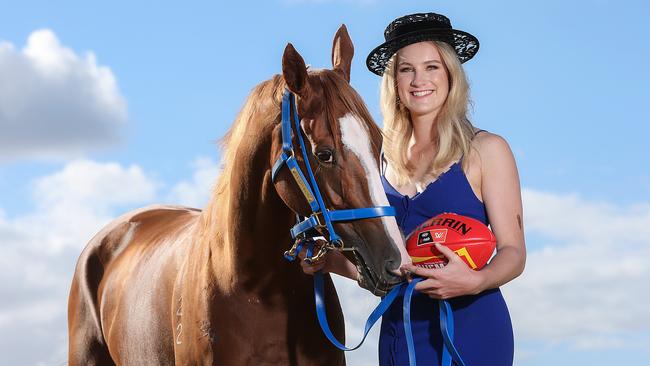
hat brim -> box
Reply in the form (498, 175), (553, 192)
(366, 29), (479, 76)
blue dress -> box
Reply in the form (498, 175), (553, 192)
(379, 161), (514, 366)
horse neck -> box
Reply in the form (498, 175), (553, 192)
(199, 119), (296, 294)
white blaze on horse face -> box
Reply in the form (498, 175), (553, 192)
(338, 113), (411, 273)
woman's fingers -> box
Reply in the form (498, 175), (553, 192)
(413, 278), (441, 291)
(411, 278), (449, 299)
(400, 263), (439, 279)
(433, 243), (461, 264)
(300, 258), (325, 274)
(298, 244), (328, 275)
(400, 263), (451, 298)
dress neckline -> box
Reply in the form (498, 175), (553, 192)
(382, 161), (461, 201)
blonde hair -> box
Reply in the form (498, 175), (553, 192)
(380, 41), (475, 187)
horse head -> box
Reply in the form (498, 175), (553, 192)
(273, 25), (410, 295)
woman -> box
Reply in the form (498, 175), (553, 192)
(302, 12), (525, 366)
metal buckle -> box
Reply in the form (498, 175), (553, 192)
(312, 211), (326, 228)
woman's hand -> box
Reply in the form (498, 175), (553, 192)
(297, 240), (331, 275)
(400, 243), (485, 299)
(297, 242), (359, 280)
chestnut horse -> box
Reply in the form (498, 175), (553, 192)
(68, 25), (408, 365)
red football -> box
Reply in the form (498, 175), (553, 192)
(405, 213), (496, 270)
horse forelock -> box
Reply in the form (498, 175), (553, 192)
(317, 71), (382, 157)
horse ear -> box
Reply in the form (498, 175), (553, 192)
(282, 43), (311, 97)
(331, 24), (354, 83)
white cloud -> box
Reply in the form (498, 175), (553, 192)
(0, 159), (158, 365)
(33, 159), (156, 210)
(167, 156), (220, 208)
(503, 189), (650, 349)
(18, 159), (157, 254)
(0, 29), (127, 161)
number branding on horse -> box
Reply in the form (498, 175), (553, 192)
(175, 296), (183, 345)
(175, 324), (183, 345)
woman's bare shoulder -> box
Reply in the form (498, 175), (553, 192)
(471, 130), (513, 161)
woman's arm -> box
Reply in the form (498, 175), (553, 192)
(401, 132), (526, 298)
(473, 132), (526, 290)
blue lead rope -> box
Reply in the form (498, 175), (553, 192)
(314, 272), (466, 366)
(314, 270), (402, 351)
(402, 278), (466, 366)
(403, 278), (421, 366)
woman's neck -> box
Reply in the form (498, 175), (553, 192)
(410, 111), (439, 145)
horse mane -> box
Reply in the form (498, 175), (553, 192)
(197, 75), (285, 292)
(196, 70), (381, 292)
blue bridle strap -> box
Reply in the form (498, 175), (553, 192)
(290, 206), (396, 239)
(288, 90), (341, 243)
(273, 151), (320, 212)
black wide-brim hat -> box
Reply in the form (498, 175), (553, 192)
(366, 12), (479, 76)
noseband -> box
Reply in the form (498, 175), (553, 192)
(271, 89), (396, 264)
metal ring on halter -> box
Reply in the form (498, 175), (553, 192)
(283, 238), (306, 261)
(304, 242), (329, 264)
(330, 238), (344, 249)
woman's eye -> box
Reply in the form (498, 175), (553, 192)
(398, 67), (413, 73)
(315, 150), (334, 164)
(426, 65), (439, 70)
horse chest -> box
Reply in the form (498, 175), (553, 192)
(173, 287), (334, 365)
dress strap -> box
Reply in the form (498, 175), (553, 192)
(460, 130), (487, 165)
(473, 129), (487, 137)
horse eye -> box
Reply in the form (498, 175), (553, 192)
(315, 149), (334, 164)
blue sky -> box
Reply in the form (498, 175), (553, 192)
(1, 0), (649, 365)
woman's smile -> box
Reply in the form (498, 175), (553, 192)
(410, 89), (434, 97)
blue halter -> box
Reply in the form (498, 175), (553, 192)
(272, 89), (396, 263)
(273, 89), (465, 366)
